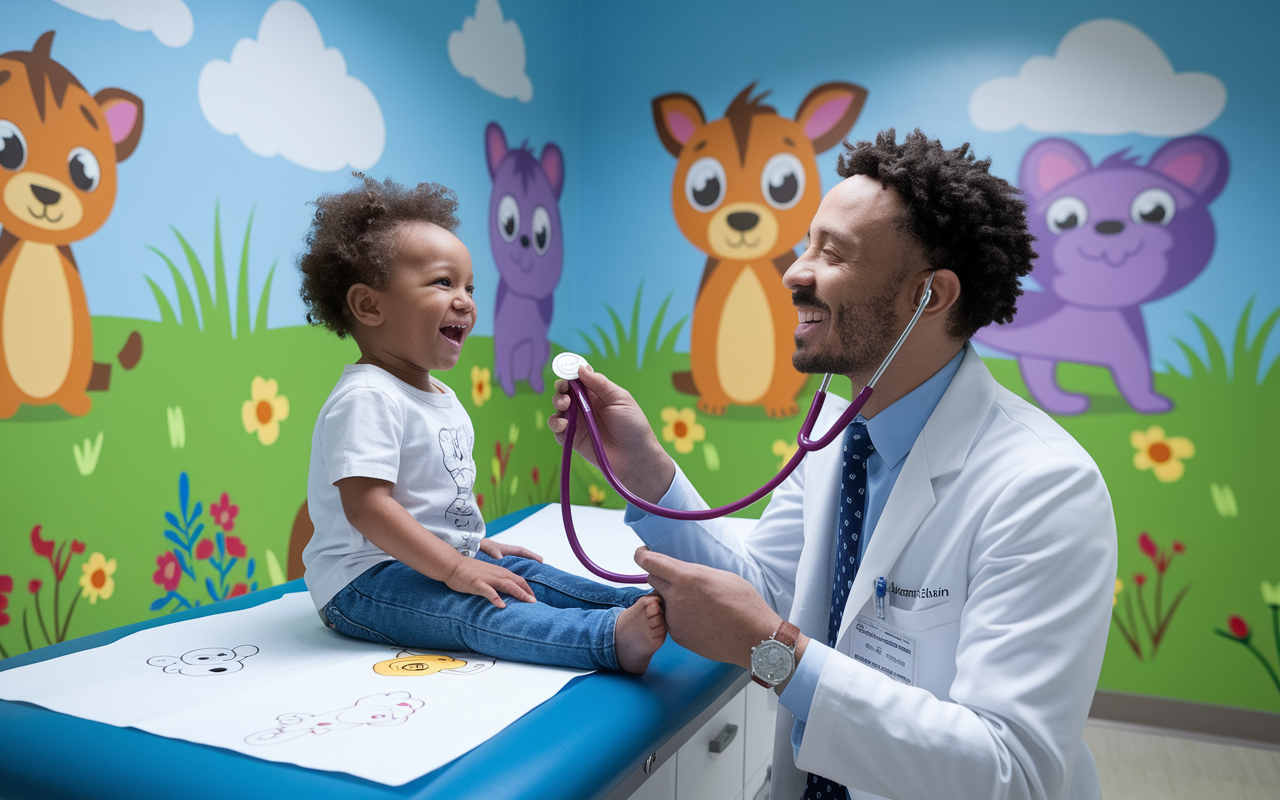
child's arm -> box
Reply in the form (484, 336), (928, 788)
(336, 476), (537, 608)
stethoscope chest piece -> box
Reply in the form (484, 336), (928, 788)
(552, 352), (591, 381)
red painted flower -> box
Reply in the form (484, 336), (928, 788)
(153, 552), (182, 591)
(0, 576), (10, 626)
(28, 579), (42, 594)
(0, 576), (11, 594)
(531, 466), (540, 485)
(226, 537), (247, 559)
(476, 494), (485, 510)
(1138, 532), (1157, 561)
(30, 525), (54, 558)
(1228, 615), (1250, 640)
(1133, 573), (1147, 587)
(210, 493), (239, 532)
(196, 539), (215, 560)
(1172, 541), (1185, 554)
(229, 583), (249, 598)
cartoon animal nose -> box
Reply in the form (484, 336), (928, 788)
(1095, 220), (1125, 235)
(520, 234), (530, 248)
(31, 184), (62, 206)
(727, 212), (759, 232)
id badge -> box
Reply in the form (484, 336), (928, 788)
(851, 615), (917, 686)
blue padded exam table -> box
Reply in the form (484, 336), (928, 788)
(0, 506), (745, 799)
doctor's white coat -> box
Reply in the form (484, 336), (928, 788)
(631, 346), (1118, 800)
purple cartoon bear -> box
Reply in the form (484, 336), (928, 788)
(975, 135), (1228, 415)
(485, 122), (564, 396)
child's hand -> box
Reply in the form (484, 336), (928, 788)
(447, 557), (537, 608)
(478, 538), (544, 563)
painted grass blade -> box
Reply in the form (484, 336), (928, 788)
(148, 246), (200, 330)
(145, 276), (178, 326)
(254, 259), (277, 335)
(212, 203), (231, 338)
(236, 208), (255, 339)
(172, 227), (222, 336)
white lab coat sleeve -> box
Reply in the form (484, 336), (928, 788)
(628, 461), (807, 619)
(797, 456), (1116, 800)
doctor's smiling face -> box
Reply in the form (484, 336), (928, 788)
(784, 175), (931, 381)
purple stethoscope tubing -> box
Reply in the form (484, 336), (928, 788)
(557, 275), (934, 584)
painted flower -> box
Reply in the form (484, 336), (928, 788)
(1227, 615), (1250, 640)
(1130, 426), (1194, 483)
(1262, 581), (1280, 608)
(1139, 532), (1157, 559)
(210, 492), (239, 532)
(471, 365), (492, 407)
(30, 524), (53, 558)
(241, 377), (290, 446)
(153, 552), (182, 591)
(29, 579), (42, 594)
(1134, 573), (1146, 587)
(79, 552), (117, 604)
(0, 575), (12, 626)
(588, 484), (606, 506)
(476, 493), (485, 510)
(1112, 578), (1123, 607)
(226, 536), (247, 559)
(660, 407), (706, 454)
(1172, 541), (1185, 555)
(772, 439), (799, 470)
(196, 539), (215, 560)
(229, 583), (249, 598)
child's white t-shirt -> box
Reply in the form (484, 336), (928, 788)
(303, 364), (485, 610)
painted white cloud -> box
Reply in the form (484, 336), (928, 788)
(197, 0), (385, 172)
(449, 0), (533, 102)
(52, 0), (194, 48)
(969, 18), (1226, 136)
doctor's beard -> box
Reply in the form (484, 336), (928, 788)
(791, 280), (903, 379)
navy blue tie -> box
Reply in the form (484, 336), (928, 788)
(803, 422), (873, 800)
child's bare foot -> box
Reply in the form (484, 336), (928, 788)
(615, 595), (667, 674)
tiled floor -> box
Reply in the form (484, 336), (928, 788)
(1085, 720), (1280, 799)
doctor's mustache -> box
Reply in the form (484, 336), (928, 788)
(791, 285), (830, 313)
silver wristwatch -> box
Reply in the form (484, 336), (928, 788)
(750, 621), (800, 687)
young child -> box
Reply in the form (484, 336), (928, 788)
(297, 175), (666, 673)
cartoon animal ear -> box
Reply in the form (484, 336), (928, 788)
(1148, 135), (1229, 203)
(541, 142), (564, 199)
(795, 82), (868, 153)
(94, 88), (144, 163)
(652, 93), (705, 157)
(485, 122), (508, 179)
(1019, 138), (1092, 200)
(147, 655), (178, 668)
(234, 645), (259, 660)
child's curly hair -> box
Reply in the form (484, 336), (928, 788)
(837, 129), (1036, 340)
(297, 173), (460, 338)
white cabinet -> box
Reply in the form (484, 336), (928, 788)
(676, 688), (746, 800)
(743, 685), (777, 799)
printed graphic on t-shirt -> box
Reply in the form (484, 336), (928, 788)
(438, 427), (481, 533)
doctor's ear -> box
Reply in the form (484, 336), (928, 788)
(916, 269), (960, 319)
(347, 284), (385, 328)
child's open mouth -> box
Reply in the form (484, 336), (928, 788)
(440, 324), (467, 343)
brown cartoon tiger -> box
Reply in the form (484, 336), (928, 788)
(0, 31), (144, 418)
(653, 82), (865, 417)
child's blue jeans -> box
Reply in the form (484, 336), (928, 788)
(321, 554), (649, 671)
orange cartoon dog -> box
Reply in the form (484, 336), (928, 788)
(653, 82), (864, 416)
(0, 32), (143, 418)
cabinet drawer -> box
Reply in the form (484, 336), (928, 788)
(676, 688), (746, 800)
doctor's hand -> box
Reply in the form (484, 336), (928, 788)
(549, 365), (675, 504)
(637, 548), (798, 672)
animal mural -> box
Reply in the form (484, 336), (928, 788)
(975, 136), (1228, 415)
(245, 691), (424, 745)
(147, 645), (259, 676)
(653, 83), (866, 416)
(0, 31), (145, 419)
(485, 122), (564, 396)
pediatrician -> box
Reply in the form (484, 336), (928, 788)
(550, 129), (1118, 800)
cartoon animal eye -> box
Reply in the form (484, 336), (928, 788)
(684, 157), (726, 212)
(68, 147), (100, 192)
(531, 206), (551, 255)
(497, 195), (519, 242)
(1130, 188), (1176, 226)
(761, 153), (806, 210)
(1045, 196), (1088, 234)
(0, 120), (27, 171)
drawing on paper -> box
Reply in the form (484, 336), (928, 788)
(373, 649), (496, 676)
(147, 644), (258, 675)
(244, 691), (424, 745)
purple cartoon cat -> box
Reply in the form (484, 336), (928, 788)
(975, 136), (1228, 415)
(485, 122), (564, 396)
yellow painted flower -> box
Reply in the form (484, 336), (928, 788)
(1262, 581), (1280, 607)
(471, 366), (492, 407)
(79, 552), (117, 604)
(1130, 426), (1194, 483)
(1113, 578), (1123, 607)
(660, 407), (705, 454)
(588, 484), (606, 506)
(241, 377), (290, 446)
(772, 439), (798, 470)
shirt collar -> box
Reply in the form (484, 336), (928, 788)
(858, 348), (966, 470)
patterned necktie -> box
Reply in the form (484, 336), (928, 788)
(803, 421), (873, 800)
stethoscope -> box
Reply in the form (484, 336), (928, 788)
(553, 274), (935, 583)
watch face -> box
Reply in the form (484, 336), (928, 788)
(751, 639), (793, 684)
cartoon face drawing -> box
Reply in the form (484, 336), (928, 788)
(147, 645), (259, 676)
(244, 691), (424, 746)
(373, 650), (496, 676)
(439, 426), (478, 532)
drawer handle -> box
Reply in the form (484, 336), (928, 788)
(709, 723), (738, 753)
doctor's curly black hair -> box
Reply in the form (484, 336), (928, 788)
(837, 129), (1036, 340)
(297, 173), (460, 338)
